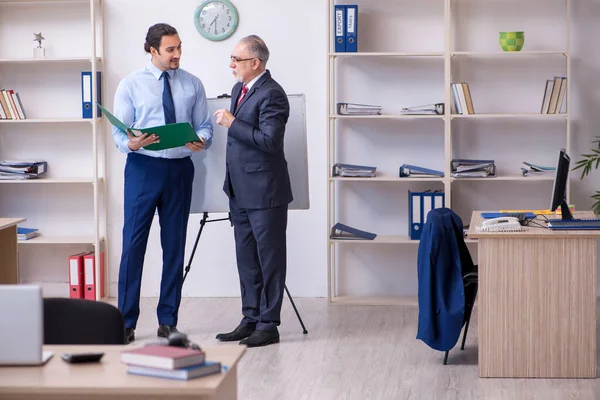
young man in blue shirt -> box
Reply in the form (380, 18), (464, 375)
(111, 23), (213, 344)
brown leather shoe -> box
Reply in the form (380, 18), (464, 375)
(216, 324), (256, 342)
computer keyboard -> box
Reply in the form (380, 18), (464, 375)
(547, 218), (600, 230)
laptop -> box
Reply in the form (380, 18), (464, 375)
(0, 285), (53, 365)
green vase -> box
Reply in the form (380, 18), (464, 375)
(499, 31), (524, 52)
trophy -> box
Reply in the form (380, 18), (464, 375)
(33, 32), (46, 58)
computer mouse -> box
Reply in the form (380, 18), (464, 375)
(167, 332), (189, 348)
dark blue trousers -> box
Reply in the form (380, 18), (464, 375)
(229, 197), (288, 332)
(118, 152), (194, 329)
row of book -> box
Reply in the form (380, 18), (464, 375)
(452, 82), (475, 115)
(0, 89), (26, 120)
(121, 344), (221, 381)
(0, 160), (47, 180)
(540, 76), (567, 114)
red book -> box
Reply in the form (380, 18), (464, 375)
(121, 345), (205, 370)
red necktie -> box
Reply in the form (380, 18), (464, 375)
(237, 84), (248, 108)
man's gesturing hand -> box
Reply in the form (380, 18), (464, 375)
(127, 130), (160, 151)
(214, 109), (235, 129)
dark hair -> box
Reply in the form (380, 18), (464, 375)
(144, 23), (178, 54)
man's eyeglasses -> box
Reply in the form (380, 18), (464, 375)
(230, 56), (261, 63)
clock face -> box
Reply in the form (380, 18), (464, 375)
(194, 0), (239, 41)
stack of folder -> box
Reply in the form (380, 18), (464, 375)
(0, 160), (47, 180)
(451, 159), (496, 178)
(17, 227), (40, 240)
(332, 163), (376, 178)
(337, 103), (382, 116)
(399, 164), (444, 178)
(121, 345), (221, 381)
(330, 223), (376, 240)
(400, 103), (444, 116)
(521, 161), (555, 176)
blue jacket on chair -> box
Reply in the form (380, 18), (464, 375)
(416, 207), (469, 352)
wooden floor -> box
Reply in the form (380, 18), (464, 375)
(116, 297), (600, 400)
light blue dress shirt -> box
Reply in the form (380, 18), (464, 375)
(112, 62), (213, 158)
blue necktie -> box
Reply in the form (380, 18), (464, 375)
(162, 71), (176, 124)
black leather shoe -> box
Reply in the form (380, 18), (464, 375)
(239, 328), (279, 347)
(216, 324), (256, 342)
(157, 324), (179, 338)
(125, 328), (135, 344)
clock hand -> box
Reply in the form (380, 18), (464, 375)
(214, 14), (219, 35)
(209, 15), (217, 29)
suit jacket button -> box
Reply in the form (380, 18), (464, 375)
(228, 143), (232, 146)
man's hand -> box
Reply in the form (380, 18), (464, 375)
(214, 109), (235, 129)
(127, 130), (160, 151)
(186, 139), (205, 152)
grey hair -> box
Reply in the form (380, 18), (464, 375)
(240, 35), (270, 65)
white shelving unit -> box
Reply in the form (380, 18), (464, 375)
(0, 0), (106, 299)
(327, 0), (570, 305)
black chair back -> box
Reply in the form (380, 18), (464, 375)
(43, 298), (124, 345)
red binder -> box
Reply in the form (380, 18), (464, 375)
(84, 251), (105, 300)
(68, 252), (88, 299)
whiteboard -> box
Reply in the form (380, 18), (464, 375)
(190, 94), (309, 213)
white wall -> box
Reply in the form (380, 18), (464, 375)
(104, 0), (600, 298)
(103, 0), (327, 297)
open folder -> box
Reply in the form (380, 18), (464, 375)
(97, 104), (202, 151)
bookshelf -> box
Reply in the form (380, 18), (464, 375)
(0, 0), (106, 299)
(327, 0), (570, 305)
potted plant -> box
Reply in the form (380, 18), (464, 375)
(573, 136), (600, 214)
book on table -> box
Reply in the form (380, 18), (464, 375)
(120, 345), (205, 370)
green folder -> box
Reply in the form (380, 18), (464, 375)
(97, 104), (202, 151)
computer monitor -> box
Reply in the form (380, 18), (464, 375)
(550, 148), (574, 220)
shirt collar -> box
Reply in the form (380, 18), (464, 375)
(245, 70), (266, 90)
(147, 62), (175, 81)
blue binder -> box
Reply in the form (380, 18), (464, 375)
(82, 71), (102, 119)
(334, 5), (346, 52)
(409, 191), (445, 240)
(330, 222), (376, 240)
(345, 5), (358, 52)
(399, 164), (444, 178)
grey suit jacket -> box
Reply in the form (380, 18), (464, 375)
(222, 70), (293, 209)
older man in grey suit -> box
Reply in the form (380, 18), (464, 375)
(213, 35), (292, 347)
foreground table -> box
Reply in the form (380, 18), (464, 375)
(0, 344), (246, 399)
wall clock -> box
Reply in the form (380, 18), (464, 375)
(194, 0), (239, 41)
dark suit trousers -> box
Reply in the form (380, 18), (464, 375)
(229, 196), (288, 332)
(118, 152), (194, 329)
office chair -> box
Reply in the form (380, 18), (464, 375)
(43, 298), (125, 345)
(416, 208), (478, 365)
(444, 215), (478, 365)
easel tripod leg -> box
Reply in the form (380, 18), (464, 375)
(285, 285), (308, 334)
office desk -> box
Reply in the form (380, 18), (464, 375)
(469, 211), (599, 378)
(0, 217), (25, 284)
(0, 344), (246, 400)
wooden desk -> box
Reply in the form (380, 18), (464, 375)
(0, 344), (246, 400)
(0, 218), (25, 284)
(469, 211), (599, 378)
